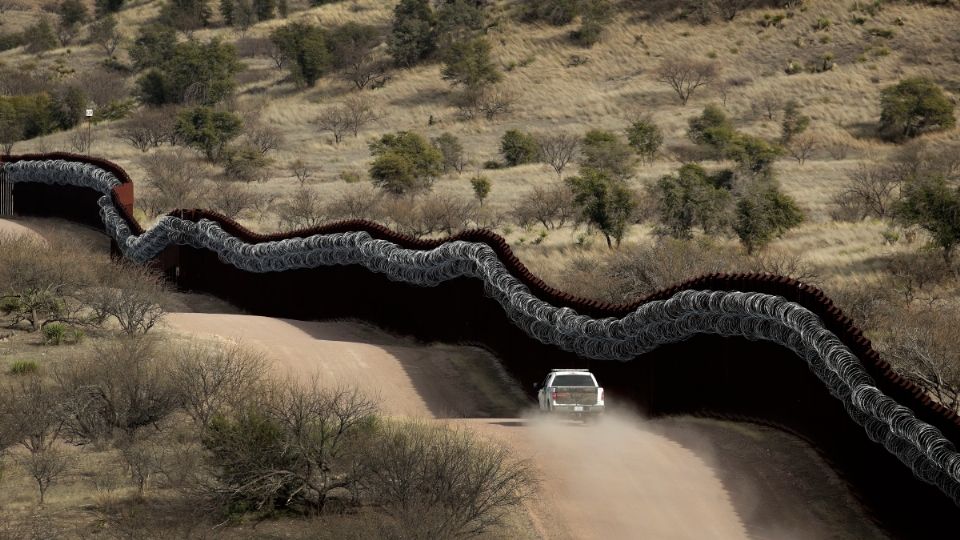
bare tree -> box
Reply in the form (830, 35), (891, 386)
(512, 183), (578, 229)
(537, 133), (579, 178)
(315, 107), (351, 145)
(656, 58), (716, 105)
(0, 234), (98, 332)
(19, 448), (72, 504)
(787, 133), (818, 165)
(477, 87), (515, 120)
(243, 123), (284, 156)
(119, 437), (167, 497)
(290, 159), (314, 186)
(883, 312), (960, 414)
(209, 178), (259, 219)
(83, 260), (167, 334)
(755, 93), (782, 120)
(277, 186), (328, 229)
(4, 376), (64, 455)
(69, 126), (94, 154)
(118, 107), (179, 152)
(268, 40), (286, 69)
(168, 340), (267, 428)
(87, 15), (122, 57)
(75, 67), (129, 109)
(343, 95), (378, 137)
(362, 420), (536, 539)
(326, 185), (383, 220)
(55, 337), (179, 444)
(139, 150), (208, 217)
(202, 381), (378, 514)
(833, 163), (900, 220)
(383, 194), (477, 237)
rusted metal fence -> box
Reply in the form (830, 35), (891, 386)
(0, 168), (12, 217)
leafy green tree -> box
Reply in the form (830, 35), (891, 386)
(521, 0), (580, 25)
(219, 0), (235, 25)
(137, 38), (242, 105)
(571, 0), (612, 47)
(470, 175), (491, 206)
(0, 94), (56, 139)
(327, 22), (384, 90)
(159, 0), (213, 32)
(56, 0), (88, 45)
(175, 106), (243, 161)
(58, 0), (88, 26)
(566, 169), (636, 248)
(500, 130), (539, 167)
(95, 0), (126, 15)
(129, 24), (178, 71)
(687, 104), (736, 154)
(879, 77), (956, 141)
(441, 37), (501, 95)
(652, 164), (733, 238)
(368, 131), (443, 194)
(436, 0), (486, 48)
(725, 133), (782, 175)
(581, 129), (635, 180)
(734, 185), (803, 254)
(255, 0), (276, 20)
(388, 0), (436, 67)
(270, 22), (331, 87)
(625, 116), (663, 164)
(52, 85), (87, 130)
(895, 175), (960, 262)
(780, 99), (810, 144)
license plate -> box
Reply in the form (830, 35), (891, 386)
(574, 406), (583, 412)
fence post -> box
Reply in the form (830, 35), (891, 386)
(0, 165), (12, 217)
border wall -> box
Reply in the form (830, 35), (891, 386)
(3, 153), (959, 536)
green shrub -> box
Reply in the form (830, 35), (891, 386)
(388, 0), (437, 67)
(521, 0), (580, 25)
(625, 117), (663, 164)
(175, 106), (244, 162)
(42, 323), (68, 345)
(482, 160), (503, 169)
(368, 131), (443, 194)
(271, 22), (331, 87)
(879, 77), (956, 141)
(812, 17), (831, 30)
(0, 297), (20, 314)
(500, 130), (540, 167)
(136, 38), (242, 105)
(9, 360), (39, 376)
(470, 175), (491, 206)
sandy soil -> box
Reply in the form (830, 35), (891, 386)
(165, 313), (887, 540)
(0, 217), (110, 248)
(0, 218), (41, 239)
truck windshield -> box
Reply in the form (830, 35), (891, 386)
(552, 374), (595, 387)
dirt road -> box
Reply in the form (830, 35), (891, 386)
(167, 313), (886, 539)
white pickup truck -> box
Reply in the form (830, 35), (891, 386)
(535, 369), (605, 418)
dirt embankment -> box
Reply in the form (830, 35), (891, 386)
(166, 313), (887, 540)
